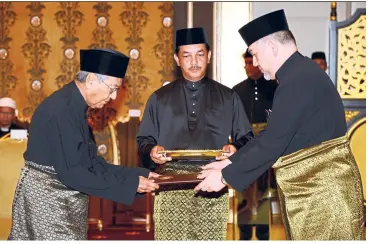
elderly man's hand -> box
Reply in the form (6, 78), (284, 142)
(137, 176), (159, 193)
(216, 144), (237, 160)
(150, 145), (172, 164)
(148, 172), (161, 179)
(194, 169), (226, 192)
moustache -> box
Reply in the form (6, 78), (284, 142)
(189, 66), (201, 70)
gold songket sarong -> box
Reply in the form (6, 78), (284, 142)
(272, 135), (365, 240)
(154, 161), (229, 240)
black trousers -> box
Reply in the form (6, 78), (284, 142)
(239, 224), (269, 240)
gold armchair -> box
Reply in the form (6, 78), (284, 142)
(0, 138), (27, 239)
(329, 4), (366, 204)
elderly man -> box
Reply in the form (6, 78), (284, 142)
(137, 27), (253, 240)
(9, 49), (159, 240)
(311, 51), (328, 71)
(196, 10), (364, 240)
(0, 97), (23, 138)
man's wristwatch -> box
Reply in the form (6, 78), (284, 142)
(221, 176), (228, 186)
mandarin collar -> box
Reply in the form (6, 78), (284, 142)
(184, 77), (207, 91)
(70, 81), (88, 114)
(275, 51), (303, 84)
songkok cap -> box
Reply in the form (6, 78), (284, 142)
(80, 48), (130, 79)
(175, 27), (209, 48)
(243, 48), (252, 58)
(0, 97), (16, 109)
(238, 9), (289, 46)
(311, 51), (326, 61)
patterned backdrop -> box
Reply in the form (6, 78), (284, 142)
(337, 13), (366, 100)
(0, 1), (175, 124)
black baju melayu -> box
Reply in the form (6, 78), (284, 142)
(9, 48), (150, 240)
(137, 77), (253, 240)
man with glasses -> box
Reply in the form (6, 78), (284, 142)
(0, 97), (23, 138)
(9, 48), (160, 240)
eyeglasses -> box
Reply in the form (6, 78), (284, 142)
(101, 81), (119, 95)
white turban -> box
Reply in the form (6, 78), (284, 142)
(0, 97), (16, 109)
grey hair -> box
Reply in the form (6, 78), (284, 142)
(262, 30), (296, 45)
(75, 71), (109, 83)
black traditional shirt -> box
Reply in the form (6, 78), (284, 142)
(137, 77), (254, 170)
(24, 81), (150, 204)
(183, 78), (206, 132)
(223, 52), (347, 192)
(233, 77), (278, 123)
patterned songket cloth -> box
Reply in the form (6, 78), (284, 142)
(154, 161), (229, 240)
(8, 161), (89, 240)
(273, 135), (365, 240)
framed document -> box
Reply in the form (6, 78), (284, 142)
(153, 174), (202, 192)
(153, 174), (202, 185)
(157, 149), (228, 160)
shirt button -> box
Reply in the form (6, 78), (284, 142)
(192, 111), (195, 114)
(193, 94), (196, 97)
(193, 103), (195, 106)
(255, 97), (258, 100)
(255, 91), (258, 95)
(255, 87), (258, 90)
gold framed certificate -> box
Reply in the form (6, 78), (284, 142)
(157, 149), (228, 160)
